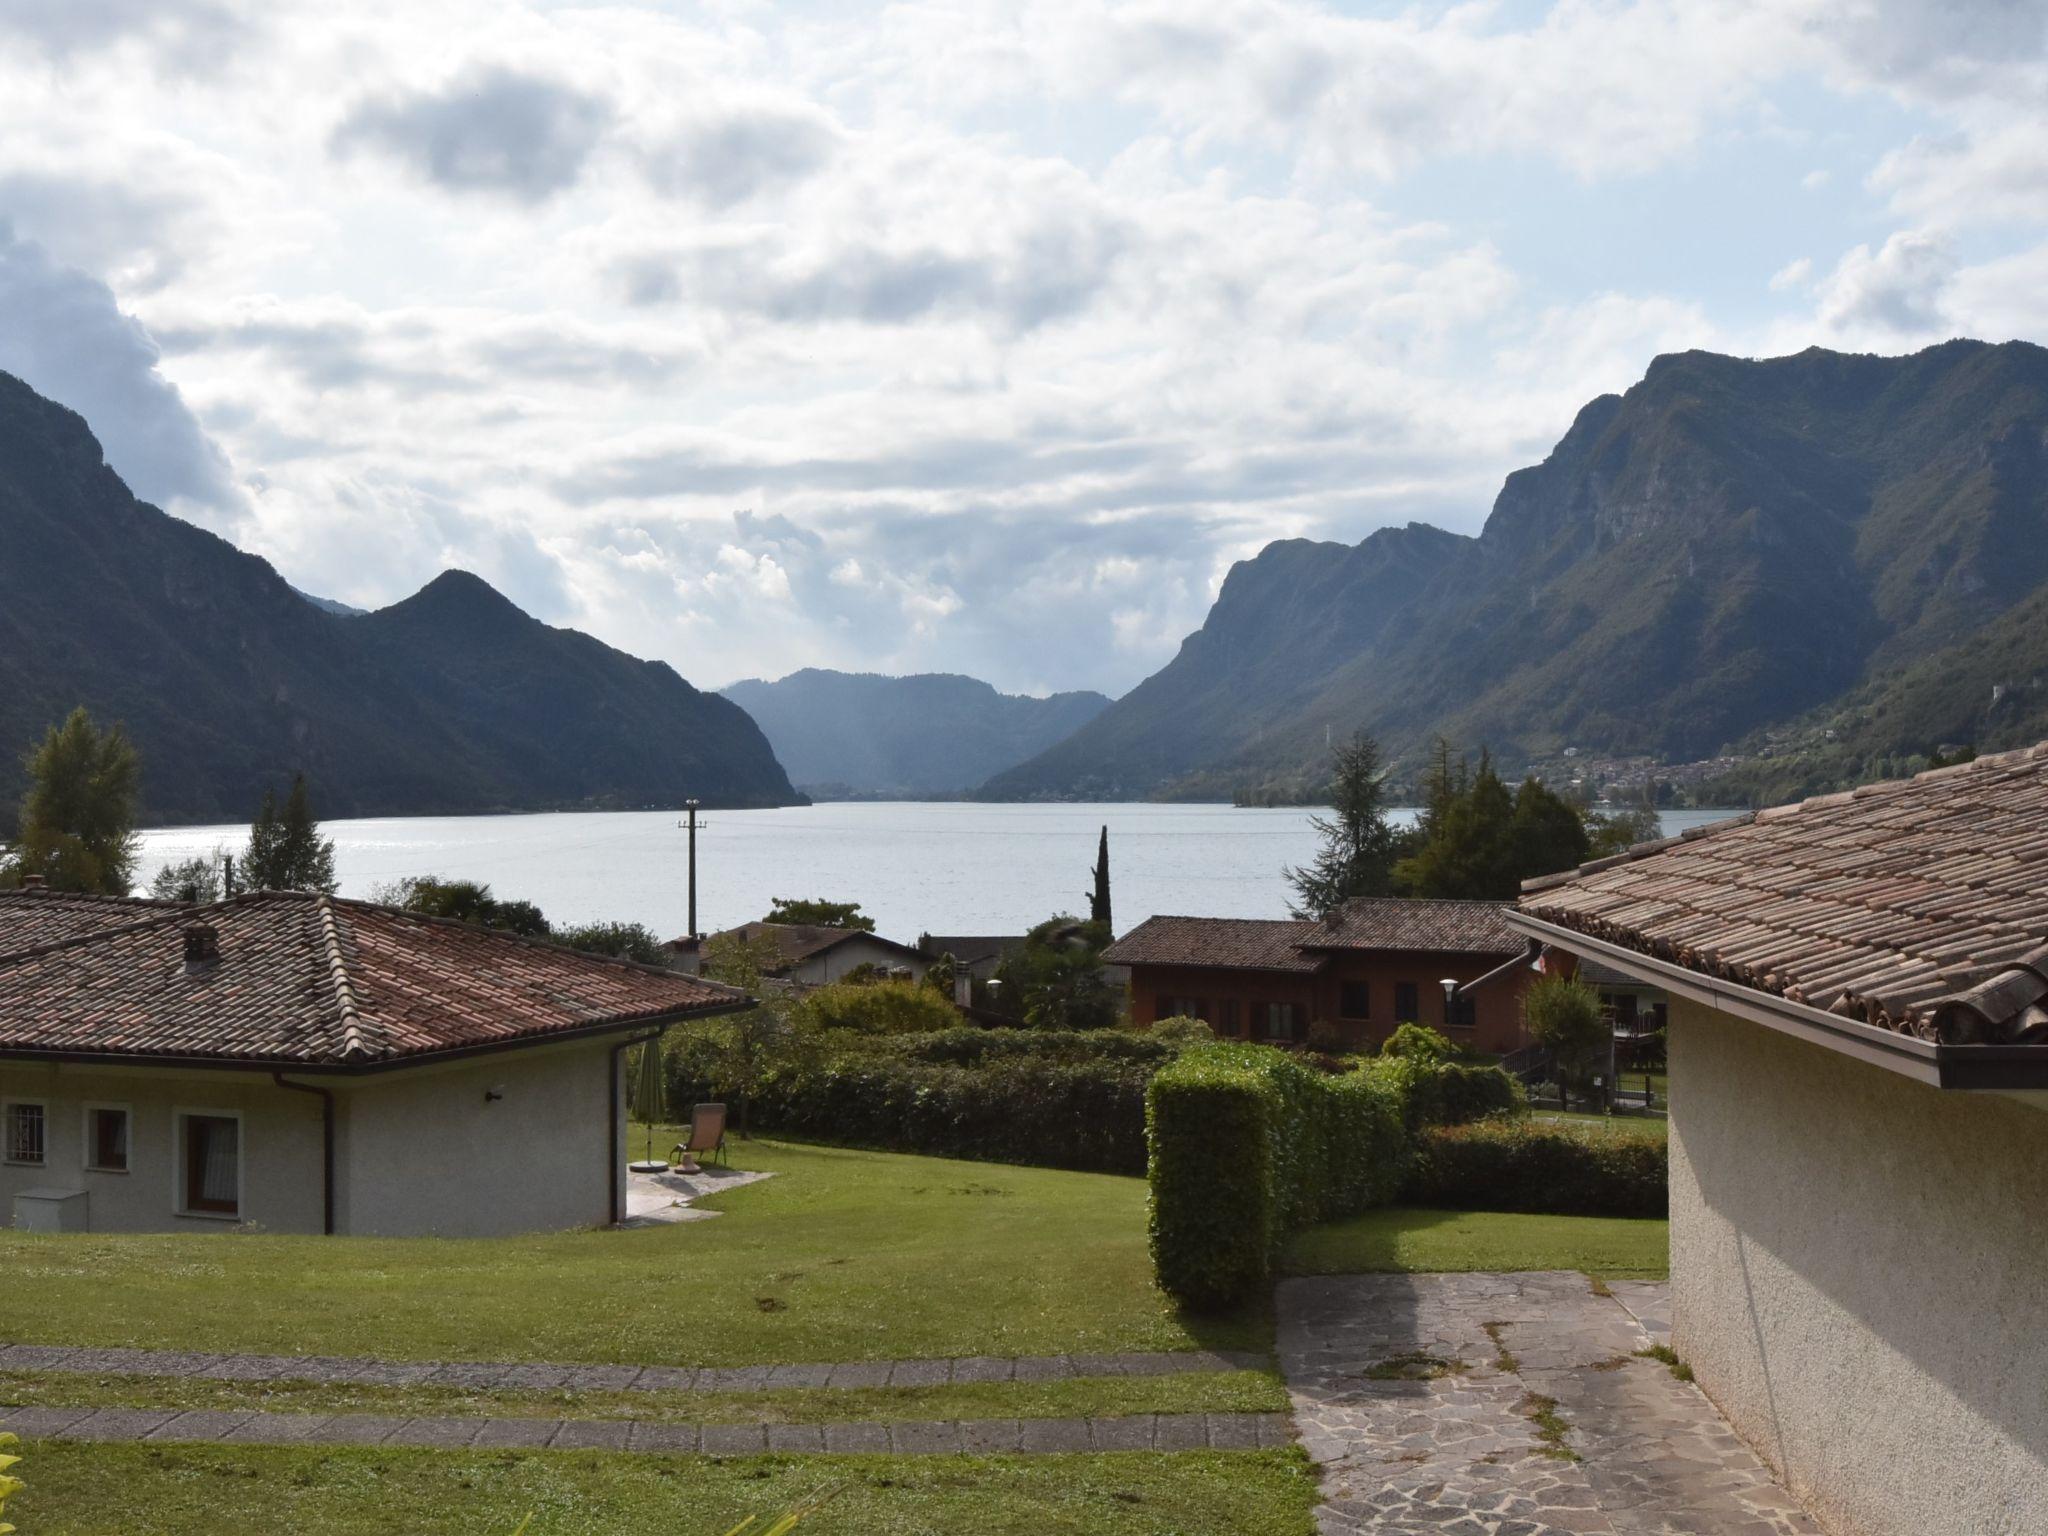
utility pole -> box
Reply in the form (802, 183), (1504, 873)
(680, 800), (703, 939)
(222, 853), (236, 899)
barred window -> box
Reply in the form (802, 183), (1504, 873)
(5, 1101), (45, 1164)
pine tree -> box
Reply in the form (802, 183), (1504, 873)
(1088, 826), (1112, 930)
(242, 788), (285, 890)
(242, 775), (338, 893)
(1286, 730), (1399, 919)
(3, 708), (142, 894)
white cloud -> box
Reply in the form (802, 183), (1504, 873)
(1815, 231), (1956, 339)
(1770, 257), (1813, 292)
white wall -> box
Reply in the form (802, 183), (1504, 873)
(789, 936), (926, 985)
(1, 1062), (324, 1234)
(1670, 999), (2048, 1536)
(335, 1036), (621, 1238)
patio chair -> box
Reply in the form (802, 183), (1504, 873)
(671, 1102), (728, 1173)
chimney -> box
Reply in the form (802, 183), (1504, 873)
(183, 922), (221, 974)
(19, 873), (46, 892)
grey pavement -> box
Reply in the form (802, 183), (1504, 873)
(0, 1403), (1284, 1456)
(1279, 1271), (1822, 1536)
(0, 1340), (1268, 1393)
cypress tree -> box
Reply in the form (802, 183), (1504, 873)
(1089, 825), (1112, 930)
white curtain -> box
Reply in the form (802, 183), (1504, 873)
(199, 1118), (239, 1204)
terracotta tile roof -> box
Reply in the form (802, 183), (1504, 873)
(0, 891), (746, 1068)
(700, 921), (920, 973)
(0, 889), (184, 951)
(1102, 916), (1327, 974)
(1519, 741), (2048, 1046)
(1296, 897), (1526, 957)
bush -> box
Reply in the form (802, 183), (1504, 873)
(1146, 1044), (1407, 1308)
(794, 979), (961, 1035)
(1364, 1055), (1524, 1129)
(880, 1027), (1179, 1069)
(1408, 1119), (1667, 1217)
(1380, 1022), (1456, 1063)
(1149, 1015), (1215, 1049)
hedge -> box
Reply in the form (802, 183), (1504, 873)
(1146, 1044), (1408, 1309)
(669, 1045), (1155, 1174)
(1364, 1055), (1525, 1129)
(1407, 1119), (1668, 1217)
(882, 1027), (1180, 1069)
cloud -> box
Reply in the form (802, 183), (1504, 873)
(1769, 257), (1813, 292)
(1815, 231), (1956, 337)
(0, 221), (242, 520)
(639, 105), (838, 207)
(0, 0), (241, 63)
(333, 66), (613, 201)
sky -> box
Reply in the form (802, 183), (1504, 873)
(2, 1), (2046, 700)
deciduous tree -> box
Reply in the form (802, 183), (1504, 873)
(2, 708), (140, 895)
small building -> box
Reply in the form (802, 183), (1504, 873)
(1103, 897), (1538, 1053)
(1, 887), (746, 1237)
(915, 933), (1024, 981)
(1512, 744), (2048, 1536)
(667, 920), (926, 986)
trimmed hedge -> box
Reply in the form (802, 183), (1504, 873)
(1146, 1044), (1408, 1309)
(882, 1027), (1180, 1069)
(669, 1045), (1155, 1174)
(1364, 1056), (1525, 1129)
(1408, 1119), (1667, 1217)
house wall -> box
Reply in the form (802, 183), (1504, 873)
(335, 1036), (622, 1239)
(1125, 953), (1531, 1054)
(0, 1061), (324, 1234)
(1669, 999), (2048, 1536)
(788, 937), (926, 985)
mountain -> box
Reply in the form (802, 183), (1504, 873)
(0, 370), (801, 824)
(721, 669), (1112, 795)
(985, 340), (2048, 799)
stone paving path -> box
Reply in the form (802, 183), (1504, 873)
(622, 1164), (774, 1226)
(0, 1402), (1290, 1456)
(0, 1341), (1268, 1394)
(1279, 1272), (1822, 1535)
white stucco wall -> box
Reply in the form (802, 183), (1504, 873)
(1669, 999), (2048, 1536)
(334, 1036), (622, 1238)
(789, 937), (926, 985)
(1, 1062), (324, 1234)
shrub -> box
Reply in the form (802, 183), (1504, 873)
(1364, 1054), (1524, 1129)
(881, 1027), (1179, 1068)
(1149, 1014), (1215, 1048)
(795, 979), (961, 1035)
(1147, 1044), (1407, 1308)
(1524, 973), (1607, 1089)
(1380, 1022), (1456, 1063)
(1408, 1119), (1667, 1217)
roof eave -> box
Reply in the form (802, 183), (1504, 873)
(0, 995), (755, 1078)
(1508, 912), (2048, 1093)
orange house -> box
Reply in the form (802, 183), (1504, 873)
(1104, 898), (1537, 1056)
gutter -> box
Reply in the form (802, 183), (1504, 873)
(1507, 911), (2048, 1092)
(272, 1073), (336, 1235)
(609, 1027), (666, 1227)
(1454, 940), (1540, 998)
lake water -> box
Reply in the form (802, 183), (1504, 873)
(135, 803), (1739, 943)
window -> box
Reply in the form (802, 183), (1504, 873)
(1262, 1002), (1302, 1042)
(86, 1106), (130, 1172)
(1393, 982), (1419, 1022)
(1338, 981), (1371, 1019)
(1217, 999), (1242, 1037)
(1162, 996), (1208, 1022)
(5, 1101), (45, 1165)
(181, 1114), (240, 1216)
(1445, 989), (1477, 1030)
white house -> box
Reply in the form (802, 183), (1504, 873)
(1511, 744), (2048, 1536)
(0, 884), (746, 1237)
(667, 920), (927, 986)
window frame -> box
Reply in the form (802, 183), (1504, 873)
(1445, 988), (1478, 1031)
(173, 1108), (245, 1220)
(1393, 982), (1419, 1023)
(1263, 1001), (1302, 1043)
(82, 1102), (133, 1174)
(3, 1098), (47, 1167)
(1338, 980), (1371, 1020)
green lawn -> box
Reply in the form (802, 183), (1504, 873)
(0, 1139), (1263, 1365)
(1283, 1207), (1669, 1280)
(11, 1442), (1318, 1535)
(1530, 1110), (1670, 1140)
(0, 1368), (1287, 1425)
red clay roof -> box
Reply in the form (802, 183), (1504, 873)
(1296, 897), (1525, 956)
(0, 888), (183, 949)
(1519, 741), (2048, 1046)
(1103, 916), (1326, 974)
(0, 890), (746, 1068)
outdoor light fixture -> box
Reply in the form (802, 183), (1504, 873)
(1440, 978), (1458, 1011)
(484, 1085), (506, 1103)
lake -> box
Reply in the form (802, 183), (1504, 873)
(136, 803), (1739, 943)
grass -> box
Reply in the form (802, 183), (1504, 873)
(10, 1442), (1318, 1535)
(0, 1369), (1288, 1426)
(0, 1138), (1264, 1365)
(1635, 1344), (1695, 1383)
(1530, 1110), (1669, 1141)
(1282, 1207), (1669, 1281)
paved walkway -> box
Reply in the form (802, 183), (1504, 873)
(622, 1164), (774, 1226)
(0, 1341), (1269, 1394)
(0, 1403), (1289, 1456)
(1279, 1272), (1821, 1535)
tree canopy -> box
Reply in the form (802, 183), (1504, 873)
(993, 914), (1119, 1030)
(149, 851), (227, 905)
(1287, 730), (1403, 918)
(554, 920), (667, 966)
(1392, 742), (1592, 900)
(765, 896), (874, 931)
(376, 876), (551, 937)
(2, 708), (140, 895)
(242, 774), (338, 894)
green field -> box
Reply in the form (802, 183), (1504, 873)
(12, 1442), (1318, 1536)
(1283, 1206), (1669, 1279)
(0, 1138), (1264, 1366)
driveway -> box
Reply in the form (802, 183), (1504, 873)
(1279, 1271), (1821, 1535)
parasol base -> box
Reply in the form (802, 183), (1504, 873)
(628, 1160), (671, 1173)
